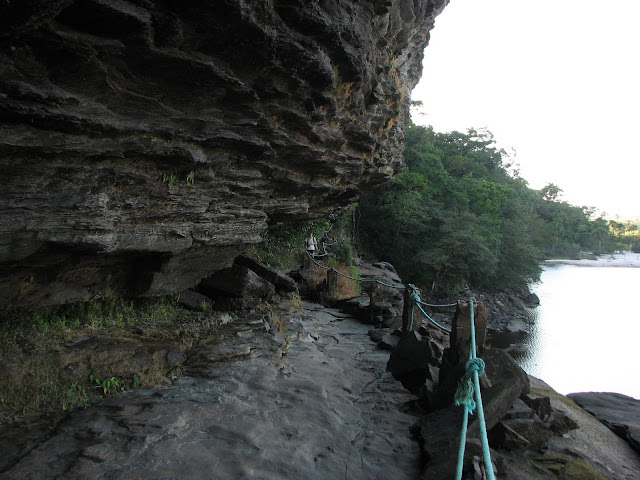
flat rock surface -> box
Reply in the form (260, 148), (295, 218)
(531, 378), (640, 480)
(567, 391), (640, 454)
(1, 306), (422, 479)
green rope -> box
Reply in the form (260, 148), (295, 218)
(416, 299), (458, 308)
(415, 302), (452, 334)
(454, 298), (495, 480)
(454, 358), (485, 411)
(407, 284), (452, 333)
(305, 252), (405, 289)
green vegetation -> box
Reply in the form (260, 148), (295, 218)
(162, 173), (177, 186)
(0, 294), (181, 342)
(248, 219), (331, 270)
(248, 207), (361, 299)
(356, 124), (631, 293)
(89, 373), (131, 395)
(248, 204), (360, 270)
(0, 295), (184, 421)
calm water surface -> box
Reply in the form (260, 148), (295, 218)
(508, 262), (640, 399)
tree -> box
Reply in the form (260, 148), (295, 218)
(358, 123), (620, 293)
(540, 183), (563, 202)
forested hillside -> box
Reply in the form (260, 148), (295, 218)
(356, 123), (636, 293)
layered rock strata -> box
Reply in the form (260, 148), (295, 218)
(0, 0), (448, 306)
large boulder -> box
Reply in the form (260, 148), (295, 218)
(387, 330), (442, 393)
(199, 264), (275, 310)
(567, 391), (640, 454)
(0, 0), (448, 306)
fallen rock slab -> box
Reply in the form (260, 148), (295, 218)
(235, 254), (298, 293)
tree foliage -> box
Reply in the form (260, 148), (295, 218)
(357, 124), (627, 293)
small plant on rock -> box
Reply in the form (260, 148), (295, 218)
(162, 173), (177, 186)
(90, 374), (125, 395)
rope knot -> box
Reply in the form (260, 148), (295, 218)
(465, 357), (485, 376)
(453, 357), (486, 413)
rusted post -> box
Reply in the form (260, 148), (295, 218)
(401, 285), (423, 333)
(450, 300), (488, 365)
(327, 269), (338, 296)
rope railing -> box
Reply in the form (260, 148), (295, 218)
(453, 298), (495, 480)
(407, 284), (453, 334)
(305, 251), (405, 290)
(307, 252), (457, 332)
(415, 302), (452, 334)
(307, 250), (494, 478)
(416, 298), (458, 308)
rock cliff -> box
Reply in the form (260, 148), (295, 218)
(0, 0), (448, 306)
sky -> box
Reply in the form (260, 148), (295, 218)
(410, 0), (640, 220)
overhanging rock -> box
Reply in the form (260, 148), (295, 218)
(0, 0), (449, 306)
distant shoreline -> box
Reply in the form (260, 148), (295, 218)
(544, 252), (640, 268)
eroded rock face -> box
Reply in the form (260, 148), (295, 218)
(0, 0), (448, 306)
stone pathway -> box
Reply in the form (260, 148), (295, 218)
(1, 303), (421, 480)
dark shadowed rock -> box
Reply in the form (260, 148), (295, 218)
(378, 333), (401, 351)
(524, 293), (541, 306)
(387, 331), (441, 392)
(234, 254), (297, 293)
(178, 290), (212, 311)
(0, 0), (448, 306)
(567, 391), (640, 454)
(368, 328), (391, 343)
(522, 392), (551, 420)
(199, 264), (275, 310)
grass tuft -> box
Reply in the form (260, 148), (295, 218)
(0, 294), (185, 423)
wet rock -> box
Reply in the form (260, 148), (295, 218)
(567, 391), (640, 454)
(381, 315), (403, 330)
(547, 410), (579, 435)
(336, 295), (371, 320)
(371, 261), (398, 274)
(490, 396), (578, 451)
(524, 293), (541, 306)
(503, 317), (528, 334)
(359, 263), (403, 286)
(495, 417), (554, 450)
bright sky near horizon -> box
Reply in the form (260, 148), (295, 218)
(410, 0), (640, 220)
